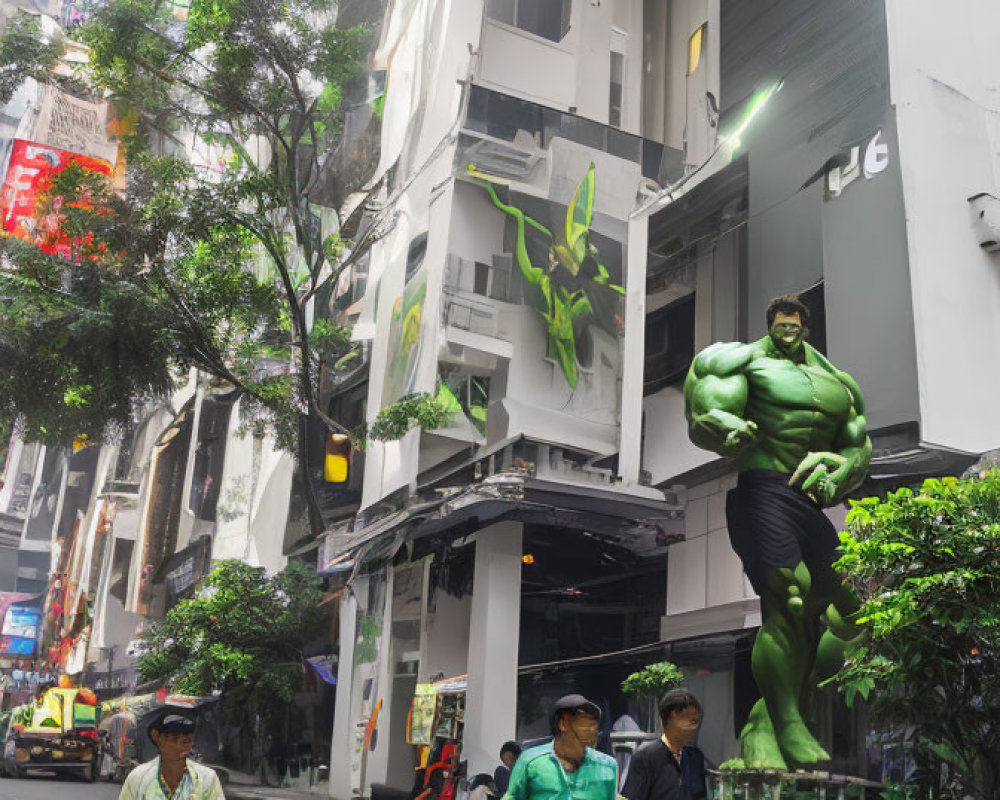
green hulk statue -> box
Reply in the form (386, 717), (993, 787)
(683, 295), (871, 770)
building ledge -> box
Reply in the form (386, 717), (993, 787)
(444, 325), (514, 359)
(661, 597), (761, 642)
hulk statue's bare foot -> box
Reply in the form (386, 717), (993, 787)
(740, 700), (787, 771)
(742, 700), (831, 770)
(775, 719), (830, 769)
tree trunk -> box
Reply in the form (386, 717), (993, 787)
(297, 413), (326, 537)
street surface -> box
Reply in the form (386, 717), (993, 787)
(0, 772), (120, 799)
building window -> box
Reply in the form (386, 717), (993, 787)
(188, 395), (235, 521)
(687, 23), (706, 75)
(643, 292), (696, 395)
(609, 51), (624, 128)
(487, 0), (572, 43)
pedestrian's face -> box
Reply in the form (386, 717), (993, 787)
(152, 730), (194, 764)
(662, 706), (702, 747)
(769, 311), (807, 356)
(561, 708), (599, 747)
(502, 752), (517, 769)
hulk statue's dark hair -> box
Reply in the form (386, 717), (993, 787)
(766, 294), (810, 328)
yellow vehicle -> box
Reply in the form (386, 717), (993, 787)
(1, 686), (101, 782)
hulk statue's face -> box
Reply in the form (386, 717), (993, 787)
(769, 311), (808, 359)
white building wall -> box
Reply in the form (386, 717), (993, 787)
(360, 0), (483, 510)
(477, 19), (578, 111)
(64, 445), (116, 675)
(885, 0), (1000, 455)
(464, 522), (522, 776)
(212, 399), (290, 574)
(125, 385), (197, 613)
(662, 475), (757, 640)
(330, 590), (358, 800)
(573, 0), (613, 125)
(643, 387), (714, 484)
(477, 0), (646, 133)
(0, 437), (26, 514)
(175, 382), (206, 553)
(610, 0), (645, 136)
(662, 477), (851, 640)
(358, 570), (396, 791)
(419, 589), (471, 684)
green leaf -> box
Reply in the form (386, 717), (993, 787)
(564, 162), (595, 265)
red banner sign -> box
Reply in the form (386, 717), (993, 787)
(1, 139), (112, 257)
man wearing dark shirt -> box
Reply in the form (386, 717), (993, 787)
(494, 741), (522, 796)
(621, 689), (706, 800)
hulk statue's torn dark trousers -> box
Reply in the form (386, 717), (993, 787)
(723, 469), (857, 768)
(725, 469), (844, 610)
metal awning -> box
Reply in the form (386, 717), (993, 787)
(317, 471), (683, 575)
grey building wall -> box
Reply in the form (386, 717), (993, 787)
(720, 0), (920, 432)
(16, 549), (50, 596)
(821, 114), (919, 432)
(0, 542), (18, 592)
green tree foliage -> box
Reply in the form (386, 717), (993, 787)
(138, 560), (328, 735)
(364, 393), (452, 444)
(621, 661), (685, 703)
(832, 471), (1000, 800)
(0, 15), (58, 105)
(0, 0), (446, 528)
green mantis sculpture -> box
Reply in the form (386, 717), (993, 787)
(468, 163), (624, 388)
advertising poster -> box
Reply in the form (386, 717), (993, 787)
(443, 155), (630, 452)
(474, 164), (624, 389)
(381, 252), (429, 405)
(0, 139), (113, 257)
(0, 605), (41, 656)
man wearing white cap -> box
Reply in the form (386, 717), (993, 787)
(119, 710), (225, 800)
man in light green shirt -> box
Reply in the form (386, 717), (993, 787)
(504, 695), (617, 800)
(119, 711), (225, 800)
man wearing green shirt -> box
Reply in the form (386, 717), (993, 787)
(504, 695), (617, 800)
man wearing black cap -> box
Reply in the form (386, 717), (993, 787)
(504, 695), (617, 800)
(119, 710), (225, 799)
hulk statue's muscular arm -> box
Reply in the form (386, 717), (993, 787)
(683, 342), (760, 458)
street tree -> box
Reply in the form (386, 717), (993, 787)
(137, 559), (329, 762)
(832, 470), (1000, 800)
(0, 0), (446, 533)
(621, 661), (685, 730)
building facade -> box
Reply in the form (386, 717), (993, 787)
(2, 0), (1000, 792)
(320, 0), (1000, 793)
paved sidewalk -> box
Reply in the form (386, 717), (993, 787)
(226, 776), (330, 800)
(219, 763), (330, 800)
(228, 786), (327, 800)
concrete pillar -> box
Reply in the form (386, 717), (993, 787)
(619, 214), (648, 485)
(463, 521), (523, 775)
(329, 587), (358, 800)
(361, 567), (396, 789)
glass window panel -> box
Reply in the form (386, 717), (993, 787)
(515, 0), (570, 42)
(609, 51), (624, 129)
(486, 0), (515, 26)
(688, 23), (706, 76)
